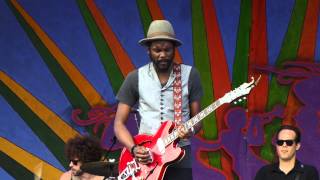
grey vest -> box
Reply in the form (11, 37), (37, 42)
(138, 63), (192, 146)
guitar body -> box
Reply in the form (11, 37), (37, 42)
(118, 121), (185, 180)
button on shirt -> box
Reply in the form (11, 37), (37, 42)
(137, 64), (191, 140)
(254, 161), (319, 180)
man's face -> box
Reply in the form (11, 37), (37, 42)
(276, 129), (300, 162)
(69, 158), (83, 176)
(148, 40), (175, 73)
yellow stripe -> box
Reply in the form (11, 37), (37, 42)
(0, 71), (80, 142)
(0, 137), (63, 179)
(10, 0), (107, 107)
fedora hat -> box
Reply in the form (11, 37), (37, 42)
(139, 20), (182, 46)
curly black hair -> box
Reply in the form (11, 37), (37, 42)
(65, 135), (103, 163)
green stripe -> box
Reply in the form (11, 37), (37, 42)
(7, 1), (90, 112)
(192, 0), (217, 140)
(261, 0), (308, 162)
(267, 0), (307, 108)
(192, 0), (221, 170)
(136, 0), (153, 35)
(232, 0), (251, 107)
(77, 0), (124, 93)
(0, 152), (35, 179)
(0, 81), (68, 168)
(207, 151), (222, 170)
(260, 118), (281, 161)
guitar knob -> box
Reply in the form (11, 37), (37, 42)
(238, 99), (242, 102)
(234, 101), (237, 104)
(243, 97), (246, 100)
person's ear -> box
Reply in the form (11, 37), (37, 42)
(296, 142), (301, 151)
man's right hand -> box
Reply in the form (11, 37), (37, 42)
(132, 145), (153, 164)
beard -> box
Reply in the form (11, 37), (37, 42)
(150, 56), (174, 73)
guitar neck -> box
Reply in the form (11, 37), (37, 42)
(163, 98), (223, 146)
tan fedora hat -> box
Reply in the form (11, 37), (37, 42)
(139, 20), (182, 46)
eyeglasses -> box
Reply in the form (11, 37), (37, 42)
(70, 159), (79, 165)
(276, 139), (295, 146)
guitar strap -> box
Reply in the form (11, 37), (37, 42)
(173, 64), (182, 125)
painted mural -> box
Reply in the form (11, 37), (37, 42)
(1, 0), (320, 179)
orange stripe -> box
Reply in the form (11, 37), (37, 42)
(201, 0), (231, 131)
(248, 0), (269, 113)
(283, 90), (301, 125)
(297, 0), (320, 60)
(146, 0), (165, 20)
(146, 0), (183, 64)
(0, 137), (63, 179)
(0, 71), (80, 142)
(11, 0), (106, 107)
(86, 0), (135, 76)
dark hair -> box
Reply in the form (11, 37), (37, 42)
(65, 135), (103, 163)
(276, 125), (301, 143)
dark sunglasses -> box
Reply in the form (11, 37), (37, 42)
(70, 159), (79, 165)
(276, 139), (295, 146)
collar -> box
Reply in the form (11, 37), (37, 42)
(271, 160), (304, 174)
(148, 62), (176, 89)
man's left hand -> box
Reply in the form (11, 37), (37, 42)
(177, 125), (193, 139)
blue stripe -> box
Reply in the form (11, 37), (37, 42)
(158, 0), (194, 66)
(95, 0), (149, 68)
(266, 0), (295, 65)
(213, 0), (241, 79)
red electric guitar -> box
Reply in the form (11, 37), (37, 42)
(118, 76), (261, 180)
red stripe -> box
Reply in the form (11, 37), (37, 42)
(297, 0), (320, 60)
(248, 0), (269, 114)
(201, 0), (231, 131)
(284, 0), (320, 125)
(201, 0), (232, 177)
(146, 0), (164, 20)
(221, 148), (237, 180)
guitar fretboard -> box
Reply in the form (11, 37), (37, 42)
(162, 98), (222, 146)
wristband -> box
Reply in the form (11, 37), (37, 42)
(130, 145), (137, 157)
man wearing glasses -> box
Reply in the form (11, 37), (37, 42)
(254, 125), (319, 180)
(60, 135), (105, 180)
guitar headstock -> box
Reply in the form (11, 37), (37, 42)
(220, 75), (261, 104)
(118, 160), (141, 180)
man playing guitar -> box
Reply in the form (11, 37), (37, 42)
(114, 20), (203, 180)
